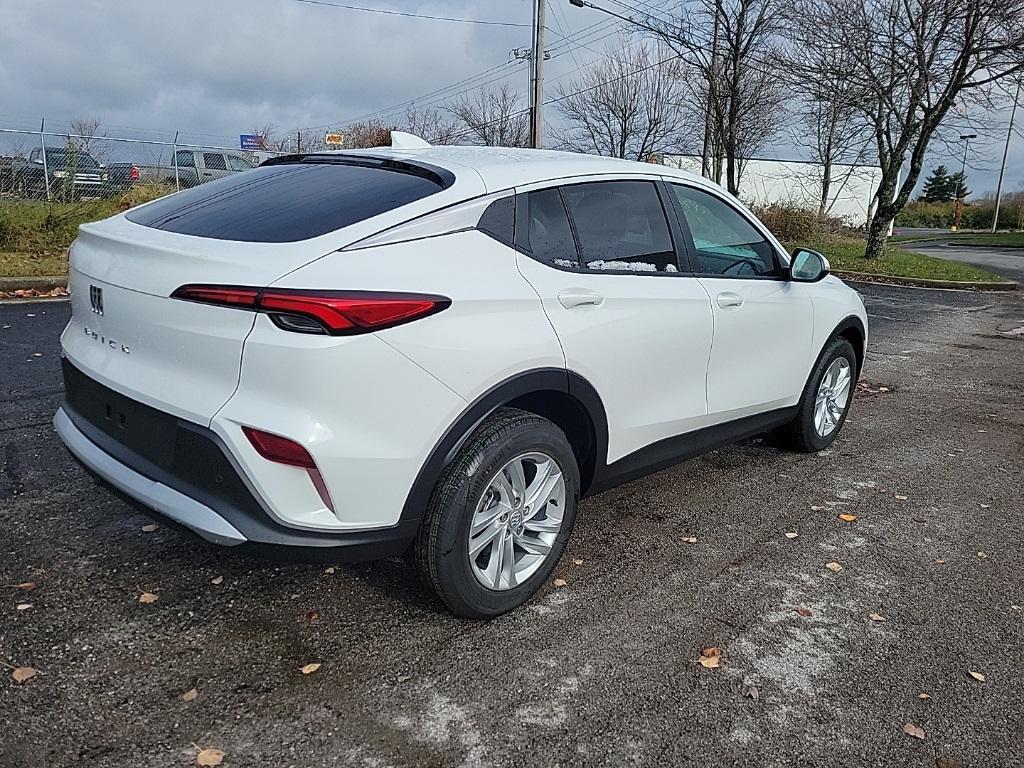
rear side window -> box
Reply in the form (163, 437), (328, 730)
(523, 188), (578, 267)
(126, 159), (450, 243)
(476, 196), (515, 247)
(203, 153), (228, 171)
(561, 181), (678, 273)
(226, 154), (253, 172)
(174, 150), (195, 168)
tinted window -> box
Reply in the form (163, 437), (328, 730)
(126, 160), (448, 243)
(524, 188), (578, 267)
(561, 181), (677, 273)
(672, 184), (780, 277)
(476, 195), (514, 247)
(226, 154), (253, 172)
(203, 153), (228, 171)
(175, 150), (195, 168)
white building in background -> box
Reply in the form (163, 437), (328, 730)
(662, 155), (884, 228)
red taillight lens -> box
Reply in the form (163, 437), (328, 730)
(129, 166), (140, 181)
(171, 285), (449, 335)
(242, 426), (315, 469)
(171, 284), (259, 308)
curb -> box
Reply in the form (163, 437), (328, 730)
(0, 276), (68, 292)
(834, 270), (1018, 292)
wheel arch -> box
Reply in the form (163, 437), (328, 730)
(399, 369), (609, 527)
(830, 315), (866, 378)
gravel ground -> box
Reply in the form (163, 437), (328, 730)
(1, 284), (1022, 768)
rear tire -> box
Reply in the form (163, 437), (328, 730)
(412, 408), (580, 619)
(777, 337), (857, 453)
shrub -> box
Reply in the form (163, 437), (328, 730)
(118, 182), (175, 211)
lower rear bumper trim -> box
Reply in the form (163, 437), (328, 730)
(54, 407), (247, 546)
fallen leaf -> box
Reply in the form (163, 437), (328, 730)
(16, 603), (31, 611)
(980, 503), (990, 509)
(553, 578), (568, 588)
(1012, 605), (1022, 611)
(811, 505), (826, 511)
(210, 576), (224, 586)
(181, 687), (198, 702)
(918, 692), (930, 700)
(795, 606), (812, 617)
(977, 551), (988, 559)
(936, 757), (962, 768)
(138, 592), (159, 604)
(682, 536), (698, 544)
(895, 494), (908, 500)
(838, 513), (858, 523)
(869, 613), (886, 622)
(396, 674), (412, 683)
(740, 681), (759, 700)
(141, 523), (159, 533)
(300, 663), (321, 675)
(324, 566), (336, 574)
(196, 748), (225, 766)
(573, 558), (584, 565)
(12, 666), (37, 684)
(698, 647), (722, 669)
(14, 582), (36, 591)
(784, 532), (799, 539)
(307, 610), (321, 622)
(825, 561), (843, 572)
(968, 670), (986, 683)
(902, 722), (926, 740)
(934, 559), (946, 565)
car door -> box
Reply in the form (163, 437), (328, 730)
(201, 152), (231, 182)
(514, 178), (714, 464)
(666, 182), (813, 421)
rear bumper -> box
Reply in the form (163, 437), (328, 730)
(54, 361), (420, 560)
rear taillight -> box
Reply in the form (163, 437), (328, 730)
(242, 426), (335, 513)
(129, 166), (140, 181)
(171, 285), (449, 335)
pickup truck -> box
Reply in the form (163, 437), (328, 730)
(1, 147), (109, 200)
(107, 149), (255, 193)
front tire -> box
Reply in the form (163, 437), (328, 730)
(778, 337), (857, 452)
(413, 408), (580, 619)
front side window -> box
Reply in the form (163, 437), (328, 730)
(174, 150), (196, 168)
(524, 187), (578, 268)
(203, 153), (228, 171)
(671, 184), (780, 278)
(561, 181), (678, 273)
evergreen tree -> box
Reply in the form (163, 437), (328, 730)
(947, 171), (971, 200)
(920, 165), (953, 202)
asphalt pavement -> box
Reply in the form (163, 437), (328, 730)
(908, 242), (1024, 283)
(1, 285), (1022, 768)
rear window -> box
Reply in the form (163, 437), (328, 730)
(125, 157), (452, 243)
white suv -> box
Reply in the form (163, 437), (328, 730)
(55, 137), (867, 618)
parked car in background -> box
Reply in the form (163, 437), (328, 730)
(2, 146), (109, 200)
(107, 150), (255, 193)
(55, 137), (867, 618)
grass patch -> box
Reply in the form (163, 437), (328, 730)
(0, 250), (69, 278)
(948, 231), (1024, 248)
(788, 235), (1008, 283)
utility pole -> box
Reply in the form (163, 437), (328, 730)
(530, 0), (546, 148)
(702, 3), (721, 179)
(992, 81), (1020, 234)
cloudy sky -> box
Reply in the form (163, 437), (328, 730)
(1, 0), (1019, 197)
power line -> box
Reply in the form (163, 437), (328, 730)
(292, 0), (530, 27)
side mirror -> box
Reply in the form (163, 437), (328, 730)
(790, 248), (830, 282)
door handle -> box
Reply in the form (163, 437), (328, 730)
(558, 289), (604, 309)
(716, 292), (744, 309)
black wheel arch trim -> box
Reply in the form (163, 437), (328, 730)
(399, 368), (610, 525)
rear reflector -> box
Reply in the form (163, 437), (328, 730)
(242, 426), (336, 513)
(171, 285), (449, 335)
(242, 426), (315, 468)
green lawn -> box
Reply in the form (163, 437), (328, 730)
(0, 250), (68, 278)
(788, 236), (1008, 283)
(891, 231), (1024, 248)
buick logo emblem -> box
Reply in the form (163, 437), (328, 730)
(89, 285), (104, 315)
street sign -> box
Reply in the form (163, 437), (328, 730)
(239, 134), (264, 151)
(325, 133), (345, 146)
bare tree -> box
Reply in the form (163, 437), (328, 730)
(792, 0), (1024, 259)
(342, 121), (393, 148)
(554, 42), (695, 161)
(646, 0), (786, 195)
(249, 123), (279, 151)
(401, 104), (460, 145)
(449, 84), (529, 147)
(69, 117), (107, 162)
